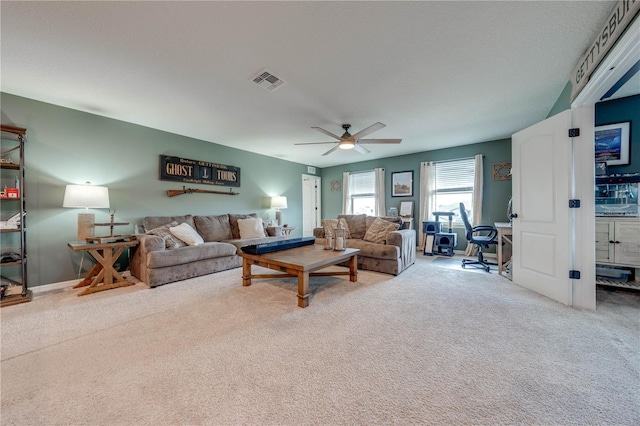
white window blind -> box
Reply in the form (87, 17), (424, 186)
(435, 158), (475, 193)
(349, 170), (376, 215)
(349, 171), (375, 195)
(433, 158), (476, 223)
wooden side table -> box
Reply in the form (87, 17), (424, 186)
(67, 239), (139, 296)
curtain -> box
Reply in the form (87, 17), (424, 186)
(341, 171), (352, 214)
(464, 154), (484, 256)
(374, 168), (385, 217)
(418, 161), (436, 250)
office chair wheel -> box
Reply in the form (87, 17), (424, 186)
(461, 261), (465, 268)
(485, 266), (490, 272)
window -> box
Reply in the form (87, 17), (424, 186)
(348, 171), (375, 215)
(433, 158), (475, 224)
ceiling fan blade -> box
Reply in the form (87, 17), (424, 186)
(322, 145), (341, 156)
(295, 141), (339, 146)
(353, 144), (370, 154)
(311, 127), (343, 141)
(351, 122), (386, 140)
(358, 138), (402, 144)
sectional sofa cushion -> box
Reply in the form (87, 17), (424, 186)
(143, 214), (195, 232)
(194, 214), (233, 242)
(321, 218), (351, 238)
(146, 242), (237, 268)
(338, 214), (367, 239)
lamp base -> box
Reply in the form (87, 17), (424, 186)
(77, 213), (95, 241)
(276, 210), (283, 227)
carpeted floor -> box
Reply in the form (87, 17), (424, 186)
(429, 255), (499, 274)
(1, 255), (639, 425)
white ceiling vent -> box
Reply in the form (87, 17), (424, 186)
(251, 69), (285, 92)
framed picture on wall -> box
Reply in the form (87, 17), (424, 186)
(392, 171), (413, 197)
(595, 122), (630, 166)
(399, 201), (414, 217)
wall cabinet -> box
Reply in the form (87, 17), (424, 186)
(1, 124), (30, 307)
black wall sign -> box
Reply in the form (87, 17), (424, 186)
(160, 155), (241, 187)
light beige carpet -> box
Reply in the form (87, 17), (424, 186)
(1, 256), (639, 425)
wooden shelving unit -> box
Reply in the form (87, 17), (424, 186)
(1, 124), (31, 307)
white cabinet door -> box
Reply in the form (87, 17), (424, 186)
(614, 221), (640, 266)
(595, 220), (614, 263)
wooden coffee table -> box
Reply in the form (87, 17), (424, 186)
(239, 244), (360, 308)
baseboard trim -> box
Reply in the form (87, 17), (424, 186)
(31, 279), (78, 294)
(31, 271), (133, 294)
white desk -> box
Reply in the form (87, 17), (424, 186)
(494, 222), (512, 277)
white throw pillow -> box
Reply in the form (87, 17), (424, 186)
(169, 222), (204, 246)
(237, 217), (265, 239)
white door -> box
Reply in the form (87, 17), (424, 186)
(302, 175), (321, 237)
(512, 110), (573, 305)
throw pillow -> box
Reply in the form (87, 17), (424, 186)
(146, 221), (186, 250)
(363, 217), (401, 244)
(229, 213), (259, 239)
(169, 222), (204, 246)
(321, 218), (351, 238)
(238, 217), (265, 239)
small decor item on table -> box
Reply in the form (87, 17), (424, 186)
(334, 222), (346, 251)
(324, 230), (334, 250)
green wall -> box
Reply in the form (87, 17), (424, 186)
(1, 93), (313, 287)
(3, 86), (634, 288)
(547, 81), (573, 119)
(319, 139), (513, 251)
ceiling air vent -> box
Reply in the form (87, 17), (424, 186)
(251, 69), (285, 92)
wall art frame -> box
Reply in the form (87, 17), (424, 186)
(391, 171), (413, 197)
(595, 121), (630, 166)
(492, 162), (512, 181)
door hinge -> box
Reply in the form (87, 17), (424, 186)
(568, 128), (580, 137)
(569, 199), (581, 208)
(569, 270), (581, 279)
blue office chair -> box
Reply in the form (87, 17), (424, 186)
(459, 202), (498, 272)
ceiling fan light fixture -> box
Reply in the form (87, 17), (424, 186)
(339, 141), (355, 149)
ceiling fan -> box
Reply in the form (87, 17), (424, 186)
(296, 122), (401, 156)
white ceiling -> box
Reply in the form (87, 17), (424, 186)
(0, 1), (617, 168)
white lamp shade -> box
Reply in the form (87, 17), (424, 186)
(63, 184), (110, 209)
(270, 196), (287, 209)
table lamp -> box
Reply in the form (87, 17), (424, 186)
(63, 182), (110, 240)
(270, 196), (287, 226)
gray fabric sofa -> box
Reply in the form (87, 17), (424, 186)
(313, 214), (416, 275)
(130, 213), (285, 287)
